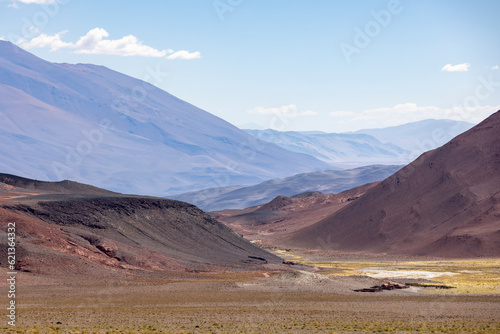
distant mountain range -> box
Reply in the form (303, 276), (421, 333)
(244, 119), (474, 168)
(0, 41), (478, 200)
(354, 119), (474, 153)
(244, 129), (409, 168)
(0, 41), (331, 196)
(171, 164), (402, 211)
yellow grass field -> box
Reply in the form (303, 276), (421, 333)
(273, 249), (500, 294)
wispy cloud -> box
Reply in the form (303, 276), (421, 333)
(18, 28), (201, 59)
(491, 65), (499, 70)
(441, 63), (470, 72)
(247, 104), (317, 117)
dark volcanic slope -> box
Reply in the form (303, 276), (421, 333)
(0, 176), (282, 276)
(286, 110), (500, 258)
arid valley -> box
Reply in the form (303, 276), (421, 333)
(1, 2), (500, 333)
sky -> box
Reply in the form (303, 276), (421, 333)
(0, 0), (499, 132)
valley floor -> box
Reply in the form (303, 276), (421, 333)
(271, 248), (500, 295)
(3, 253), (500, 334)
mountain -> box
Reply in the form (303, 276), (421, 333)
(244, 129), (410, 168)
(285, 110), (500, 258)
(0, 41), (331, 196)
(244, 120), (474, 168)
(0, 173), (283, 276)
(214, 182), (379, 246)
(171, 165), (403, 211)
(355, 119), (474, 153)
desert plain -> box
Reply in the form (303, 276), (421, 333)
(3, 249), (499, 334)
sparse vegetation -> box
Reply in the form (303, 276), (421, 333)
(10, 271), (500, 334)
(6, 320), (500, 333)
(273, 248), (500, 295)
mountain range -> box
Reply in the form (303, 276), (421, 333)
(244, 119), (474, 168)
(172, 164), (402, 211)
(2, 40), (497, 261)
(244, 129), (409, 167)
(354, 119), (474, 153)
(0, 41), (331, 196)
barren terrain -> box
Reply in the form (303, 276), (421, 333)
(213, 182), (379, 246)
(2, 255), (499, 334)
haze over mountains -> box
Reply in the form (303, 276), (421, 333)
(354, 119), (474, 153)
(0, 41), (331, 196)
(285, 110), (500, 258)
(244, 119), (474, 167)
(172, 165), (402, 211)
(244, 129), (408, 167)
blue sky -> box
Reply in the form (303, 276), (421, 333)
(1, 0), (499, 132)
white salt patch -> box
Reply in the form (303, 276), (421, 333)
(362, 269), (458, 279)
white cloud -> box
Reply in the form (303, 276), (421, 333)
(18, 28), (200, 59)
(332, 103), (499, 127)
(491, 65), (499, 70)
(441, 63), (470, 72)
(74, 28), (168, 57)
(247, 104), (318, 117)
(20, 31), (71, 51)
(167, 50), (201, 60)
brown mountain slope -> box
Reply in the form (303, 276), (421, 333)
(214, 182), (379, 246)
(0, 176), (283, 277)
(285, 110), (500, 258)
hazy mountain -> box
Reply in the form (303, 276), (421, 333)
(0, 173), (282, 276)
(286, 110), (500, 258)
(244, 129), (409, 168)
(0, 41), (331, 196)
(171, 164), (403, 211)
(354, 119), (474, 153)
